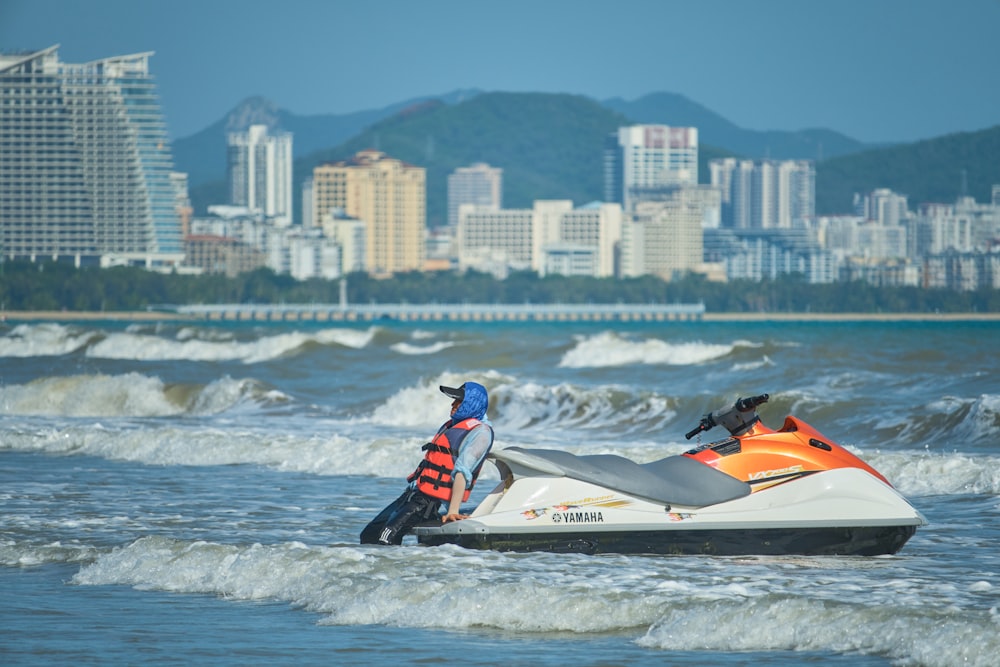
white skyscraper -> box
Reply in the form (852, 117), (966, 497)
(710, 158), (815, 229)
(862, 189), (909, 226)
(227, 124), (294, 227)
(447, 163), (503, 228)
(604, 125), (699, 212)
(0, 46), (183, 266)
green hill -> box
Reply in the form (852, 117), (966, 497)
(290, 92), (729, 226)
(174, 91), (481, 187)
(602, 91), (872, 161)
(296, 92), (632, 225)
(815, 126), (1000, 214)
(182, 92), (999, 223)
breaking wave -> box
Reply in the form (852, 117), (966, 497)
(0, 323), (100, 357)
(0, 323), (377, 363)
(0, 373), (284, 417)
(558, 332), (739, 368)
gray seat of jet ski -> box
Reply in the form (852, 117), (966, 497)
(495, 447), (751, 508)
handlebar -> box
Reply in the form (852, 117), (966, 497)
(684, 393), (770, 440)
(735, 393), (769, 412)
(685, 419), (712, 440)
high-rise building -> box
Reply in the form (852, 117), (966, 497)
(227, 124), (293, 227)
(312, 150), (425, 275)
(860, 188), (909, 226)
(0, 46), (184, 266)
(447, 163), (502, 228)
(710, 158), (815, 229)
(604, 125), (699, 212)
(621, 193), (704, 280)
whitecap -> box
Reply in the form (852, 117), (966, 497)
(83, 326), (376, 363)
(0, 322), (99, 357)
(390, 341), (458, 355)
(0, 373), (282, 418)
(558, 332), (733, 368)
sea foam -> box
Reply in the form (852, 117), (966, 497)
(70, 536), (1000, 667)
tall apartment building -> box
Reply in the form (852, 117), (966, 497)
(0, 46), (183, 266)
(312, 150), (425, 274)
(447, 163), (502, 228)
(621, 194), (704, 280)
(860, 188), (909, 226)
(604, 125), (699, 212)
(227, 124), (293, 227)
(710, 158), (815, 229)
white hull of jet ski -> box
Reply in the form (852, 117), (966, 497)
(415, 449), (926, 556)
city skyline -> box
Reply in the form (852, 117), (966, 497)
(2, 43), (997, 290)
(1, 0), (997, 144)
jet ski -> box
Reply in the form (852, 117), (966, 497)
(414, 393), (926, 556)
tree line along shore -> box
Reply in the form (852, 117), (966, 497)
(1, 261), (999, 317)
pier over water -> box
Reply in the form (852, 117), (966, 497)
(172, 302), (705, 323)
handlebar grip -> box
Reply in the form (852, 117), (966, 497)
(736, 393), (769, 412)
(685, 414), (715, 440)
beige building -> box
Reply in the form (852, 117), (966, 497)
(312, 150), (426, 275)
(623, 194), (704, 280)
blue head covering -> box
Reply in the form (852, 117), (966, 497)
(446, 381), (489, 422)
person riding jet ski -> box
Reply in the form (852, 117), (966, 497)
(360, 381), (494, 545)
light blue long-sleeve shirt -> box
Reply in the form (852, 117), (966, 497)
(451, 418), (494, 488)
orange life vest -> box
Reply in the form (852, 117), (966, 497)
(408, 418), (490, 502)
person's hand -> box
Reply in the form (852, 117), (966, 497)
(442, 513), (468, 523)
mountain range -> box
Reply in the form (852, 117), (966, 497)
(173, 90), (1000, 225)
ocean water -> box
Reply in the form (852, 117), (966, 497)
(1, 318), (998, 666)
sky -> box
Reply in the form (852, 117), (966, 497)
(2, 0), (998, 143)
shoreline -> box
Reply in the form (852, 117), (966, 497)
(2, 310), (999, 323)
(701, 312), (1000, 322)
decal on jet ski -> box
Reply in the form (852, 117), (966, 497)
(521, 496), (629, 521)
(552, 511), (604, 524)
(748, 464), (803, 481)
(667, 512), (693, 522)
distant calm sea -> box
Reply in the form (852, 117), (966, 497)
(2, 318), (998, 666)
